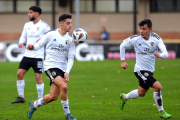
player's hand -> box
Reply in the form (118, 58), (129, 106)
(18, 43), (23, 48)
(64, 72), (69, 83)
(27, 44), (34, 50)
(121, 60), (128, 69)
(153, 52), (160, 58)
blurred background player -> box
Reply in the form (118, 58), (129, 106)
(11, 6), (50, 103)
(119, 19), (171, 119)
(26, 14), (76, 120)
(98, 26), (109, 41)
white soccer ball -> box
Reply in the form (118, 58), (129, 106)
(72, 28), (87, 43)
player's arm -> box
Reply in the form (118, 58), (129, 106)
(19, 24), (27, 48)
(153, 38), (168, 58)
(27, 33), (49, 50)
(120, 37), (134, 69)
(64, 40), (76, 83)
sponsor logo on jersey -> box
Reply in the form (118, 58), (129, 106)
(144, 72), (149, 77)
(151, 42), (154, 47)
(138, 43), (142, 46)
(37, 27), (40, 31)
(65, 40), (69, 45)
(52, 71), (56, 76)
(59, 44), (64, 48)
(53, 39), (56, 41)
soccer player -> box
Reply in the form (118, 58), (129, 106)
(11, 6), (50, 103)
(26, 14), (76, 120)
(119, 19), (171, 119)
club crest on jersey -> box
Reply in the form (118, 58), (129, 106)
(151, 42), (154, 47)
(65, 40), (69, 45)
(52, 71), (56, 76)
(144, 72), (149, 77)
(37, 27), (40, 31)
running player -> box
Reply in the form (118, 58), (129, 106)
(119, 19), (171, 119)
(27, 14), (76, 120)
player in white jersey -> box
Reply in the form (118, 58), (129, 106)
(26, 14), (76, 120)
(119, 19), (171, 119)
(11, 6), (50, 103)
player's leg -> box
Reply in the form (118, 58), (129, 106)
(152, 81), (171, 119)
(120, 71), (149, 111)
(120, 86), (147, 111)
(53, 76), (76, 120)
(28, 83), (60, 119)
(32, 58), (44, 99)
(45, 68), (76, 120)
(35, 73), (44, 99)
(52, 72), (76, 120)
(12, 57), (31, 103)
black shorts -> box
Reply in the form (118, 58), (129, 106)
(45, 68), (65, 86)
(134, 70), (157, 90)
(19, 57), (43, 73)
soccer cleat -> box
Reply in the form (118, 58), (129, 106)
(159, 110), (171, 119)
(65, 113), (77, 120)
(11, 97), (25, 103)
(120, 93), (127, 111)
(28, 101), (36, 119)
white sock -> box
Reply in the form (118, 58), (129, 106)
(36, 83), (44, 99)
(34, 97), (47, 108)
(125, 89), (140, 100)
(61, 99), (70, 115)
(17, 80), (25, 98)
(153, 91), (164, 111)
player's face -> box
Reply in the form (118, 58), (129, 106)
(139, 24), (152, 40)
(61, 18), (72, 32)
(28, 10), (36, 21)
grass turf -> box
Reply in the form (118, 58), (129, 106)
(0, 59), (180, 120)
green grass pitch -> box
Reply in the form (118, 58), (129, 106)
(0, 59), (180, 120)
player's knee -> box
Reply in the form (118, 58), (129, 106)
(49, 95), (58, 101)
(138, 93), (146, 97)
(17, 71), (23, 79)
(61, 85), (68, 92)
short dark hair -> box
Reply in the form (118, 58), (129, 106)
(138, 19), (152, 28)
(29, 6), (42, 15)
(58, 14), (72, 22)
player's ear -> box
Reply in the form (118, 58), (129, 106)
(149, 28), (152, 32)
(59, 21), (63, 26)
(35, 12), (39, 17)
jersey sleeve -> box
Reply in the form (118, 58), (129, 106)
(158, 38), (168, 58)
(120, 37), (135, 60)
(65, 39), (75, 74)
(19, 24), (27, 44)
(34, 33), (50, 50)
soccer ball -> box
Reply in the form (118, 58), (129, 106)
(72, 28), (87, 43)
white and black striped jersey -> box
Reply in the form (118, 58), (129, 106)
(120, 32), (168, 72)
(33, 29), (75, 74)
(19, 20), (50, 59)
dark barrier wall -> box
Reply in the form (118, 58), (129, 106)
(0, 42), (179, 62)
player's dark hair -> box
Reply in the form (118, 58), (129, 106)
(138, 19), (152, 28)
(59, 14), (72, 22)
(29, 6), (42, 15)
